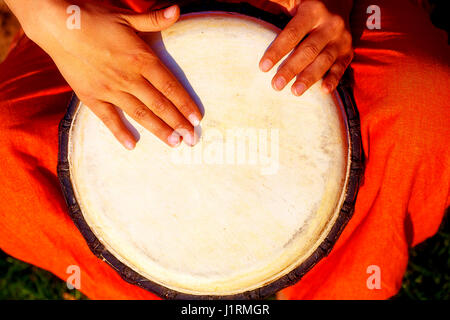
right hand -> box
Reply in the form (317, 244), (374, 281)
(10, 0), (202, 149)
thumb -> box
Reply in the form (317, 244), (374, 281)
(124, 5), (179, 32)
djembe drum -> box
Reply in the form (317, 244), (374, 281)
(58, 10), (363, 299)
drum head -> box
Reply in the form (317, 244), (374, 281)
(58, 12), (363, 298)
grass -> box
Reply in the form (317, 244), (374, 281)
(393, 211), (449, 300)
(1, 211), (448, 300)
(0, 252), (87, 300)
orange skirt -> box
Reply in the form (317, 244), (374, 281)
(0, 0), (448, 299)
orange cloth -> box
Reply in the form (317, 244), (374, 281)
(0, 0), (448, 300)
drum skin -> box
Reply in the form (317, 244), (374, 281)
(57, 8), (364, 300)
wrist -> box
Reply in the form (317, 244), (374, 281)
(5, 0), (52, 22)
(5, 0), (68, 39)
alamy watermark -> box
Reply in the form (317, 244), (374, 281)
(366, 265), (381, 290)
(66, 265), (81, 290)
(66, 5), (81, 30)
(366, 5), (381, 30)
(171, 127), (280, 175)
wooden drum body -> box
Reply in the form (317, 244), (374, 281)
(58, 11), (363, 299)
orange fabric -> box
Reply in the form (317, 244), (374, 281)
(0, 0), (449, 300)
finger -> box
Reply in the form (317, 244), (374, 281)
(271, 29), (334, 91)
(110, 92), (182, 147)
(142, 59), (203, 127)
(128, 81), (198, 146)
(259, 9), (316, 72)
(88, 100), (137, 150)
(322, 55), (352, 93)
(121, 5), (179, 32)
(291, 46), (339, 96)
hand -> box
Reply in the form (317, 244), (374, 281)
(10, 0), (202, 149)
(259, 0), (353, 96)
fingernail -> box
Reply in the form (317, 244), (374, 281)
(164, 6), (177, 19)
(168, 131), (181, 146)
(273, 76), (286, 91)
(260, 59), (273, 72)
(293, 83), (307, 96)
(188, 113), (200, 127)
(323, 83), (333, 94)
(124, 140), (135, 150)
(183, 132), (197, 146)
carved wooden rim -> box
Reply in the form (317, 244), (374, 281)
(57, 4), (364, 300)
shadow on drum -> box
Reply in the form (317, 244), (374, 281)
(116, 107), (141, 142)
(143, 33), (205, 110)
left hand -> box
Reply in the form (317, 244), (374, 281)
(259, 0), (353, 96)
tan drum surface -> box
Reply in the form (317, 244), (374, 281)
(67, 13), (351, 296)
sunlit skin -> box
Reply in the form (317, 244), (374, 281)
(5, 0), (353, 150)
(260, 0), (354, 96)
